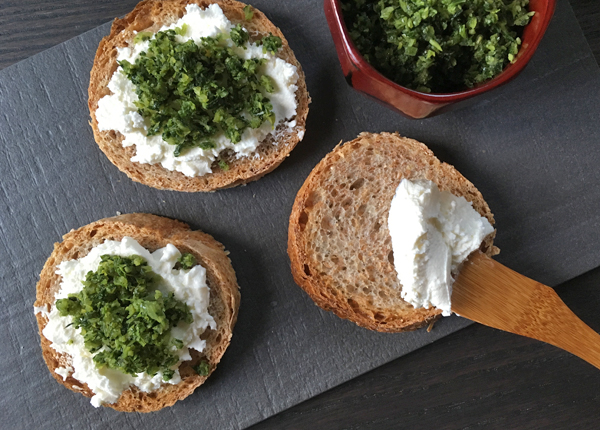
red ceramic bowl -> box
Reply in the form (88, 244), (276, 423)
(325, 0), (557, 119)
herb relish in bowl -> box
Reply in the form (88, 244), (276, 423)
(325, 0), (556, 118)
(342, 0), (535, 93)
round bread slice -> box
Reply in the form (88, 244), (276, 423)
(288, 132), (499, 332)
(88, 0), (310, 192)
(34, 213), (240, 412)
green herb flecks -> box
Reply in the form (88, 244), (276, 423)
(230, 24), (249, 48)
(341, 0), (534, 93)
(194, 360), (210, 376)
(133, 31), (153, 44)
(218, 159), (230, 171)
(261, 33), (283, 54)
(175, 24), (189, 36)
(243, 5), (254, 21)
(119, 27), (280, 157)
(55, 254), (193, 380)
(176, 252), (197, 270)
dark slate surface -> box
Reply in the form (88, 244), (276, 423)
(1, 0), (599, 428)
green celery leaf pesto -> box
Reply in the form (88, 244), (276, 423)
(243, 5), (254, 21)
(341, 0), (534, 93)
(176, 252), (197, 270)
(261, 34), (283, 54)
(194, 360), (210, 376)
(218, 159), (230, 171)
(55, 254), (193, 381)
(119, 27), (282, 157)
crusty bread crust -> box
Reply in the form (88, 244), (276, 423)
(288, 132), (499, 333)
(34, 213), (241, 412)
(88, 0), (310, 192)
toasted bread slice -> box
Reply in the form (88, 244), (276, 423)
(288, 132), (498, 332)
(34, 213), (240, 412)
(88, 0), (310, 191)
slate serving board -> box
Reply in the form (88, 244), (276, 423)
(1, 0), (600, 428)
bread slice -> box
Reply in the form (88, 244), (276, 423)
(288, 132), (499, 332)
(88, 0), (310, 192)
(34, 213), (240, 412)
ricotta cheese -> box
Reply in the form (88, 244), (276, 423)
(388, 179), (494, 316)
(37, 237), (216, 407)
(96, 3), (300, 177)
(55, 366), (73, 381)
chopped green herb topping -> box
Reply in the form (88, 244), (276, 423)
(230, 24), (249, 48)
(176, 252), (197, 270)
(119, 27), (278, 157)
(175, 23), (189, 36)
(194, 360), (210, 376)
(244, 5), (254, 21)
(218, 159), (230, 171)
(55, 254), (193, 380)
(261, 34), (283, 54)
(341, 0), (534, 93)
(133, 31), (153, 44)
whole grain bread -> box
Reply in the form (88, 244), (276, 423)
(288, 132), (499, 332)
(88, 0), (310, 192)
(34, 213), (240, 412)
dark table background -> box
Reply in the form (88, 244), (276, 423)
(1, 1), (599, 429)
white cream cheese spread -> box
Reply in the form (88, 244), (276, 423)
(388, 179), (494, 316)
(55, 366), (73, 381)
(35, 237), (215, 407)
(96, 4), (300, 177)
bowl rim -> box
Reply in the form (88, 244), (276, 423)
(326, 0), (558, 102)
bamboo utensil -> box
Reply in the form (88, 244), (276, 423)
(452, 251), (600, 370)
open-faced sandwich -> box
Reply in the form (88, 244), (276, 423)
(34, 214), (240, 411)
(89, 0), (310, 191)
(288, 132), (498, 332)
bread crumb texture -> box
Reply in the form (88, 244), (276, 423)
(34, 213), (240, 412)
(88, 0), (310, 191)
(288, 132), (498, 332)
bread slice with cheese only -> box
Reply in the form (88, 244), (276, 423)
(88, 0), (310, 191)
(288, 132), (499, 332)
(34, 213), (240, 412)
